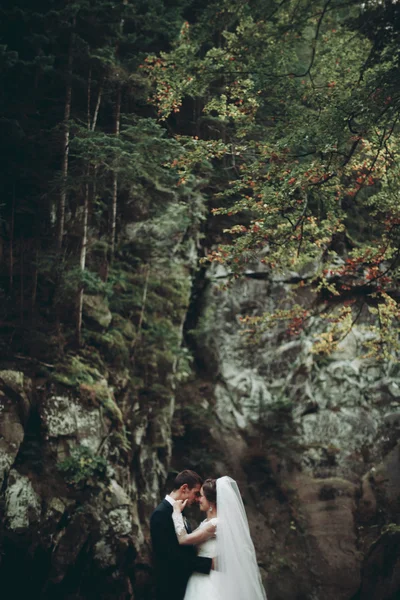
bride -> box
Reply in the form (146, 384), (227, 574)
(172, 476), (267, 600)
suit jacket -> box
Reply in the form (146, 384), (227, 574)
(150, 499), (212, 600)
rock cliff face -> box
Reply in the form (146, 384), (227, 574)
(0, 257), (399, 600)
(171, 264), (400, 600)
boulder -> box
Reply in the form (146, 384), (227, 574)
(0, 370), (31, 487)
(40, 392), (105, 456)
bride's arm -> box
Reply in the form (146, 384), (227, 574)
(172, 506), (216, 546)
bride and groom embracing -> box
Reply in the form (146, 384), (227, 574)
(150, 470), (266, 600)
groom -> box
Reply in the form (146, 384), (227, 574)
(150, 470), (212, 600)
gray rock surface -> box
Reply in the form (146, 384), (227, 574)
(170, 263), (400, 600)
(0, 371), (30, 487)
(5, 470), (41, 531)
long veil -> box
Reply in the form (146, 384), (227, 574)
(215, 476), (267, 600)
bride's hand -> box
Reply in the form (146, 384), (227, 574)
(204, 521), (217, 537)
(173, 499), (187, 513)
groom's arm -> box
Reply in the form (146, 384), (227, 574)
(192, 555), (212, 574)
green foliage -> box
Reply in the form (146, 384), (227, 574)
(57, 445), (108, 487)
(58, 266), (108, 298)
(145, 0), (400, 358)
(382, 523), (400, 535)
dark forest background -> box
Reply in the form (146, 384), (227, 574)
(2, 0), (400, 365)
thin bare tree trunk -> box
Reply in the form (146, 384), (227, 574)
(87, 67), (92, 130)
(76, 173), (89, 347)
(57, 18), (75, 251)
(91, 79), (103, 132)
(9, 183), (15, 291)
(76, 66), (93, 346)
(20, 239), (24, 324)
(91, 81), (103, 263)
(109, 0), (127, 262)
(110, 86), (121, 261)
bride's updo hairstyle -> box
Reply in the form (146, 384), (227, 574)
(202, 478), (217, 505)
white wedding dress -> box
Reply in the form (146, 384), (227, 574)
(183, 517), (221, 600)
(172, 477), (267, 600)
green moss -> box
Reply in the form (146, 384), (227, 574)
(84, 329), (130, 367)
(111, 429), (131, 453)
(51, 355), (103, 388)
(112, 314), (136, 340)
(79, 346), (107, 374)
(79, 381), (123, 426)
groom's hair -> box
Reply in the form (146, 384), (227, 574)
(172, 470), (203, 490)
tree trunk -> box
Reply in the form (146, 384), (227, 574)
(87, 67), (92, 130)
(91, 79), (103, 132)
(91, 80), (103, 269)
(57, 18), (75, 251)
(109, 0), (128, 262)
(76, 173), (89, 347)
(76, 65), (94, 346)
(110, 86), (121, 261)
(20, 239), (24, 324)
(9, 183), (15, 292)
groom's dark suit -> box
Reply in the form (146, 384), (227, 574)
(150, 499), (212, 600)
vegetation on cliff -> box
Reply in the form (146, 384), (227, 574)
(145, 0), (400, 359)
(1, 0), (400, 383)
(0, 0), (204, 440)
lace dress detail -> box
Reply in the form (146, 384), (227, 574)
(171, 509), (188, 542)
(172, 513), (221, 600)
(172, 511), (217, 554)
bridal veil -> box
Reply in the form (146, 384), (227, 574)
(215, 476), (267, 600)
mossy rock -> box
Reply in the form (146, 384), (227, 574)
(79, 381), (123, 427)
(112, 315), (136, 341)
(85, 329), (130, 367)
(0, 370), (25, 394)
(51, 355), (127, 449)
(52, 355), (103, 388)
(83, 294), (112, 329)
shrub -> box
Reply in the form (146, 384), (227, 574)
(57, 445), (108, 488)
